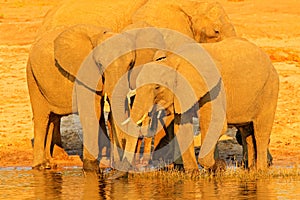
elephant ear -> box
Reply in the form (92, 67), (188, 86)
(54, 24), (110, 88)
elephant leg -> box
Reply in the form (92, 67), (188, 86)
(198, 102), (227, 170)
(239, 130), (249, 168)
(143, 137), (152, 164)
(153, 129), (166, 150)
(75, 84), (100, 171)
(253, 116), (274, 171)
(98, 100), (111, 166)
(32, 112), (50, 169)
(246, 135), (256, 169)
(255, 70), (278, 170)
(45, 119), (54, 162)
(198, 103), (215, 168)
(134, 138), (143, 164)
(267, 148), (273, 166)
(27, 64), (51, 168)
(51, 114), (62, 149)
(45, 114), (62, 161)
(152, 118), (174, 164)
(122, 133), (139, 167)
(235, 122), (273, 169)
(152, 130), (173, 162)
(108, 116), (123, 165)
(43, 114), (62, 168)
(174, 122), (198, 170)
(236, 124), (255, 169)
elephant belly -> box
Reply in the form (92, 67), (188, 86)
(224, 87), (261, 124)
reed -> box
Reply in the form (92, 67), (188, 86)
(116, 165), (300, 181)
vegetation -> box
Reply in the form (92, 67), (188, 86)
(102, 165), (300, 181)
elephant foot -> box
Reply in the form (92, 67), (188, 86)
(83, 159), (100, 173)
(113, 158), (132, 172)
(32, 161), (57, 170)
(107, 159), (132, 180)
(209, 159), (227, 174)
(241, 159), (249, 169)
(174, 163), (184, 171)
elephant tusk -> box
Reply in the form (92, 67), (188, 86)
(121, 117), (131, 125)
(156, 110), (162, 119)
(153, 50), (167, 61)
(136, 113), (148, 125)
(127, 88), (136, 98)
(126, 88), (136, 106)
(121, 113), (147, 126)
(103, 93), (110, 113)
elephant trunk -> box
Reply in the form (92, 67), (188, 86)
(130, 85), (155, 126)
(130, 99), (149, 126)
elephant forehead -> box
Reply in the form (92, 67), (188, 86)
(135, 62), (177, 88)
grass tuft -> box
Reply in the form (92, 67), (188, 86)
(121, 165), (300, 181)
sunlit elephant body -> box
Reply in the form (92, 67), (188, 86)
(27, 0), (237, 170)
(130, 37), (279, 170)
(132, 0), (236, 42)
(37, 0), (148, 35)
(39, 0), (236, 42)
(27, 24), (136, 169)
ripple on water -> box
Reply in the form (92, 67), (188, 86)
(0, 168), (300, 199)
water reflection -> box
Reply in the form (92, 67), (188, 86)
(0, 168), (299, 199)
(32, 170), (63, 199)
(238, 181), (257, 198)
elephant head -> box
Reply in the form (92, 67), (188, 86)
(189, 1), (237, 42)
(131, 0), (236, 44)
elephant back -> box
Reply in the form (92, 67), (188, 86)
(202, 37), (275, 121)
(38, 0), (148, 35)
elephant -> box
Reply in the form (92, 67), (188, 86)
(131, 0), (236, 43)
(27, 24), (137, 170)
(28, 23), (170, 170)
(128, 37), (279, 171)
(27, 0), (237, 171)
(38, 0), (236, 43)
(37, 0), (148, 35)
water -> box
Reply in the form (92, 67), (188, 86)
(0, 167), (300, 199)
